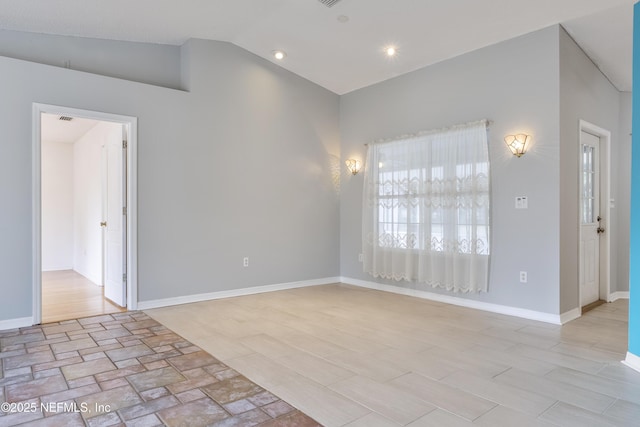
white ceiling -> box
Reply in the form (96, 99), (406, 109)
(0, 0), (634, 94)
(41, 113), (98, 144)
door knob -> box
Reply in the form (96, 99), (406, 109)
(597, 227), (605, 234)
(100, 221), (107, 227)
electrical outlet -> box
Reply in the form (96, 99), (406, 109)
(243, 257), (249, 267)
(519, 271), (527, 283)
(358, 253), (363, 262)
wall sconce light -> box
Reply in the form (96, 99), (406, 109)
(504, 134), (531, 157)
(345, 159), (361, 175)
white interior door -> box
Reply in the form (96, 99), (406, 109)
(579, 131), (601, 307)
(103, 125), (126, 307)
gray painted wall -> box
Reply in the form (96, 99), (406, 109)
(0, 38), (340, 321)
(340, 27), (562, 314)
(0, 30), (181, 89)
(0, 25), (629, 323)
(559, 28), (625, 312)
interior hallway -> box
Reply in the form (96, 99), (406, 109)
(42, 270), (126, 324)
(147, 284), (638, 427)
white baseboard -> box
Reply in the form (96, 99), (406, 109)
(559, 307), (581, 324)
(609, 291), (630, 302)
(138, 277), (341, 311)
(42, 266), (73, 272)
(340, 277), (568, 325)
(623, 352), (640, 373)
(0, 317), (34, 331)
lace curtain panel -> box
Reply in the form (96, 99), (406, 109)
(362, 120), (491, 293)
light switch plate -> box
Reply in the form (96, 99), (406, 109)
(515, 196), (528, 209)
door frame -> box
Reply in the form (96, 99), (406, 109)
(578, 119), (611, 309)
(32, 103), (138, 324)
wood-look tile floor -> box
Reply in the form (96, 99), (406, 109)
(0, 311), (320, 426)
(146, 284), (638, 427)
(42, 271), (125, 324)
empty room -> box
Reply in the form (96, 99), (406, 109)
(1, 1), (640, 426)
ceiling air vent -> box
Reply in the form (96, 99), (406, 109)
(59, 116), (73, 121)
(318, 0), (342, 7)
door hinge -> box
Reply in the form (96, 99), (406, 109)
(123, 140), (128, 149)
(123, 206), (127, 216)
(122, 273), (127, 282)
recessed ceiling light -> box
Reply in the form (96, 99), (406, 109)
(337, 15), (349, 23)
(273, 50), (286, 60)
(385, 46), (397, 57)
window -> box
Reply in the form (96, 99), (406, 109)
(376, 161), (490, 254)
(362, 120), (490, 293)
(581, 144), (595, 225)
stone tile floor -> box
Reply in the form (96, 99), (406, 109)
(0, 311), (321, 426)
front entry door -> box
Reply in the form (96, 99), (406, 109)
(579, 131), (602, 307)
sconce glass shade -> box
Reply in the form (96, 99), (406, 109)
(345, 159), (361, 175)
(504, 134), (530, 157)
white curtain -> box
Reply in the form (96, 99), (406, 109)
(362, 120), (490, 293)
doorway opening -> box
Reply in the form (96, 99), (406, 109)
(32, 104), (138, 325)
(578, 120), (611, 313)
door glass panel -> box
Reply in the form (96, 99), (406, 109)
(582, 145), (595, 224)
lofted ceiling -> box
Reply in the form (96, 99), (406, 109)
(0, 0), (634, 94)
